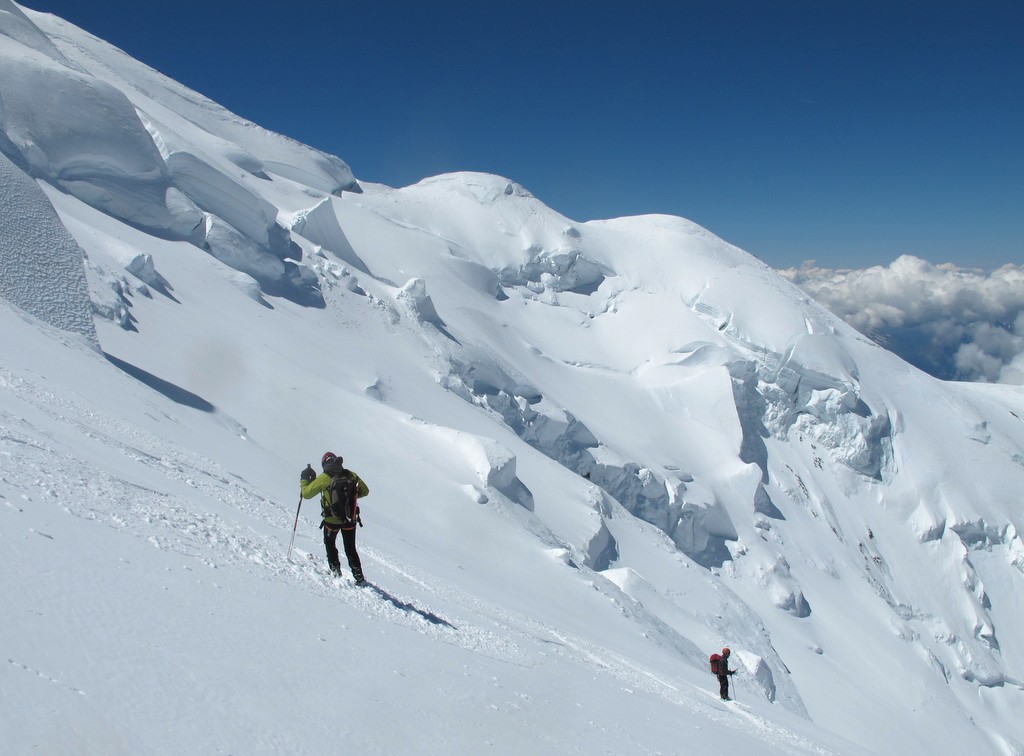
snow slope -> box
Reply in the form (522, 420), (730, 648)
(3, 4), (1024, 754)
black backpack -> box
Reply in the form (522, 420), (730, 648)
(326, 467), (358, 523)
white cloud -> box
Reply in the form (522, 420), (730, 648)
(781, 255), (1024, 384)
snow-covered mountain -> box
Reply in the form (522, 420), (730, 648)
(4, 3), (1024, 753)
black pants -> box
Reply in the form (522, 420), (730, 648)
(718, 674), (730, 699)
(324, 523), (363, 580)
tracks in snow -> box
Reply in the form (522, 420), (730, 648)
(0, 366), (832, 752)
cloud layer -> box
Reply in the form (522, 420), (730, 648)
(781, 255), (1024, 384)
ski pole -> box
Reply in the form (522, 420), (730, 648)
(287, 493), (303, 560)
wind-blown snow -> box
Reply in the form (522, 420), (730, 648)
(3, 4), (1024, 755)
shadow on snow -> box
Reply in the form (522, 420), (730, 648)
(365, 583), (456, 629)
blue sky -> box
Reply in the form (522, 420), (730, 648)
(21, 1), (1024, 270)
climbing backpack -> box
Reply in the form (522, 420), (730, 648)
(710, 653), (722, 675)
(326, 468), (358, 524)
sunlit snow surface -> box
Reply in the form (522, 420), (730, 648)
(3, 2), (1024, 753)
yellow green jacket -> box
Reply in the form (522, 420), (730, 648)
(300, 470), (370, 527)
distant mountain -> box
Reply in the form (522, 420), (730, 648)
(3, 3), (1024, 753)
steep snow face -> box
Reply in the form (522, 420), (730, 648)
(5, 7), (1024, 756)
(0, 33), (174, 227)
(0, 0), (69, 62)
(0, 4), (352, 306)
(24, 6), (357, 195)
(0, 150), (95, 342)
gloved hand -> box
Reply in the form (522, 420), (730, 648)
(300, 464), (316, 483)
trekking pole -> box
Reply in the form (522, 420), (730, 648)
(287, 493), (303, 561)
